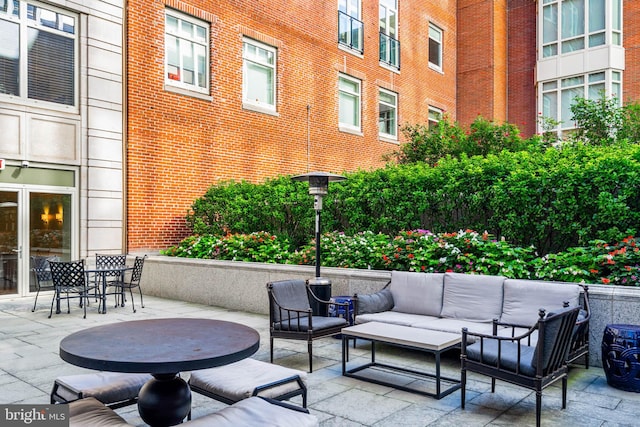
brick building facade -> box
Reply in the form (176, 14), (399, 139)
(126, 0), (459, 251)
(125, 0), (640, 252)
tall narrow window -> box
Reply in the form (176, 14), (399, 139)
(379, 0), (399, 69)
(428, 23), (443, 71)
(165, 9), (209, 94)
(588, 0), (605, 47)
(378, 89), (397, 139)
(428, 107), (442, 130)
(561, 0), (585, 53)
(542, 0), (558, 57)
(338, 74), (361, 132)
(242, 38), (276, 111)
(612, 0), (622, 45)
(0, 2), (77, 106)
(338, 0), (363, 53)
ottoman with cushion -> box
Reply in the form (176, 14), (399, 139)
(68, 396), (318, 427)
(51, 372), (152, 409)
(188, 358), (307, 407)
(68, 397), (131, 427)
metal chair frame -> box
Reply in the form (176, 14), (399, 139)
(461, 307), (580, 427)
(267, 279), (349, 373)
(31, 255), (60, 312)
(112, 255), (146, 312)
(48, 259), (98, 319)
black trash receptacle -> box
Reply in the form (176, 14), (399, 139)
(307, 277), (331, 316)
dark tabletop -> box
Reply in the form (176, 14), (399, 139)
(59, 318), (260, 375)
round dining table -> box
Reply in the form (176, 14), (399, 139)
(59, 318), (260, 426)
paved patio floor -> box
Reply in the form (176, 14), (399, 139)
(1, 294), (638, 426)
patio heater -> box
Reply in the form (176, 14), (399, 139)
(292, 171), (346, 315)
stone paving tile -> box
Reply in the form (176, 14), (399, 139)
(311, 388), (412, 425)
(2, 294), (639, 426)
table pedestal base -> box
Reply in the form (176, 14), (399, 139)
(138, 374), (191, 426)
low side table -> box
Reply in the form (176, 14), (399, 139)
(602, 324), (640, 392)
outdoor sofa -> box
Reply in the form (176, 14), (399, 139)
(353, 271), (590, 367)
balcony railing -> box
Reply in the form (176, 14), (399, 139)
(380, 32), (400, 69)
(338, 11), (364, 53)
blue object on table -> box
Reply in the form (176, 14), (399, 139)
(329, 296), (355, 325)
(329, 296), (355, 339)
(602, 324), (640, 392)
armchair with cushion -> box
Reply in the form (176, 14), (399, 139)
(460, 306), (580, 427)
(267, 279), (349, 373)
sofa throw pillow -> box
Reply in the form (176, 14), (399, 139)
(390, 271), (444, 316)
(357, 288), (394, 314)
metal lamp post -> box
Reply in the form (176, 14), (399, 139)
(292, 171), (346, 315)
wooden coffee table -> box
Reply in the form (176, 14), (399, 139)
(341, 322), (461, 399)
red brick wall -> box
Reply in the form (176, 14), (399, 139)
(126, 0), (458, 251)
(507, 0), (537, 137)
(456, 0), (508, 126)
(624, 2), (640, 104)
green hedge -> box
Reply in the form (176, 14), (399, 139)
(185, 143), (640, 255)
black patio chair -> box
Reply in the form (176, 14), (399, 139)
(460, 306), (580, 427)
(95, 253), (127, 304)
(112, 255), (146, 312)
(31, 255), (60, 312)
(49, 259), (97, 319)
(267, 279), (349, 373)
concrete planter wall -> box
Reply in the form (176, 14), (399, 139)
(141, 255), (640, 368)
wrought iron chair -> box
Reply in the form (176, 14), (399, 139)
(112, 255), (146, 312)
(267, 279), (349, 373)
(461, 306), (580, 427)
(31, 255), (60, 312)
(95, 253), (127, 305)
(48, 259), (98, 319)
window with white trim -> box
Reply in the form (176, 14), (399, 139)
(428, 23), (443, 71)
(338, 74), (361, 131)
(378, 88), (397, 139)
(242, 38), (276, 111)
(541, 0), (622, 58)
(540, 70), (622, 133)
(0, 1), (77, 106)
(165, 9), (209, 94)
(428, 106), (442, 130)
(338, 0), (363, 52)
(379, 0), (399, 68)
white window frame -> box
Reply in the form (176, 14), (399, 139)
(540, 0), (623, 59)
(379, 0), (399, 69)
(164, 9), (209, 95)
(0, 1), (79, 110)
(539, 69), (623, 136)
(428, 23), (443, 72)
(428, 106), (443, 130)
(242, 37), (277, 113)
(338, 74), (361, 133)
(378, 88), (397, 140)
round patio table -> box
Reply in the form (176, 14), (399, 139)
(59, 318), (260, 426)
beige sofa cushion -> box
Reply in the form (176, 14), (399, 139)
(355, 311), (438, 326)
(500, 279), (581, 326)
(440, 273), (505, 322)
(390, 271), (444, 316)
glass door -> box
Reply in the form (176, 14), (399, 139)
(29, 192), (72, 293)
(0, 191), (18, 296)
(0, 189), (73, 297)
